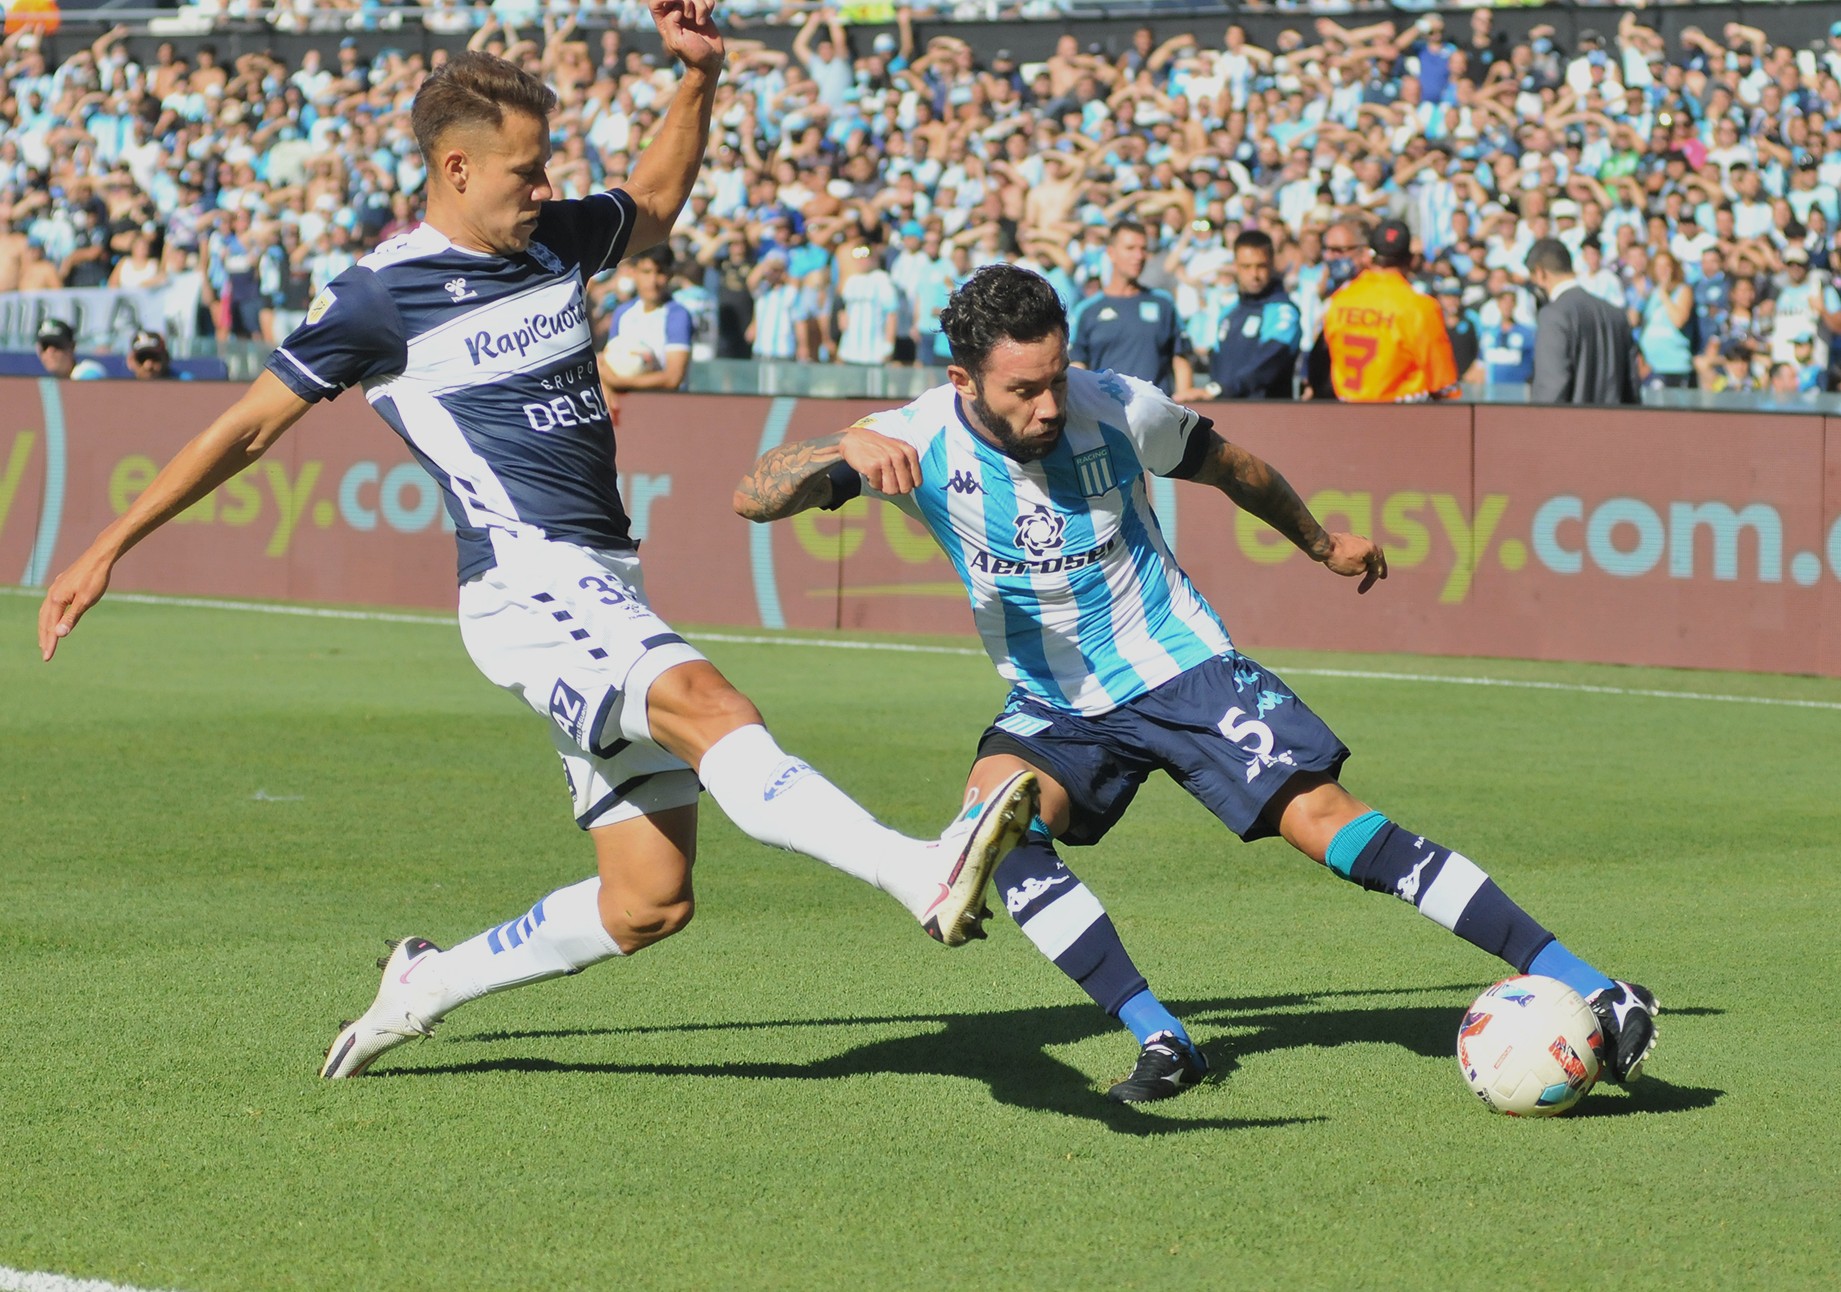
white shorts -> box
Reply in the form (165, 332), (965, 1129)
(459, 535), (706, 830)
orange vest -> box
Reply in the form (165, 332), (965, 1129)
(1322, 269), (1459, 402)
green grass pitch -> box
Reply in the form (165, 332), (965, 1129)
(3, 588), (1838, 1290)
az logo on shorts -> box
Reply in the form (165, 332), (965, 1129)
(550, 679), (589, 745)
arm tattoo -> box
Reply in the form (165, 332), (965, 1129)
(1192, 433), (1332, 560)
(733, 432), (847, 522)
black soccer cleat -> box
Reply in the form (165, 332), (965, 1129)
(1587, 980), (1660, 1083)
(1107, 1031), (1209, 1103)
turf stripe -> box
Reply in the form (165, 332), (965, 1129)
(0, 1267), (179, 1292)
(5, 585), (1839, 713)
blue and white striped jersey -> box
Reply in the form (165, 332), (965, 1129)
(265, 191), (637, 581)
(848, 368), (1234, 716)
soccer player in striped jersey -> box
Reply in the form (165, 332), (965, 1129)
(37, 2), (1038, 1081)
(735, 264), (1659, 1103)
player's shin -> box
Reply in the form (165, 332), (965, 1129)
(996, 830), (1192, 1045)
(420, 876), (625, 1016)
(696, 723), (929, 901)
(1324, 812), (1615, 998)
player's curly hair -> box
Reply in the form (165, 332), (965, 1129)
(939, 264), (1068, 378)
(412, 51), (558, 163)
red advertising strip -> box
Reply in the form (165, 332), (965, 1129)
(1175, 402), (1477, 659)
(1471, 407), (1830, 676)
(1826, 418), (1841, 679)
(0, 379), (49, 583)
(7, 376), (1839, 679)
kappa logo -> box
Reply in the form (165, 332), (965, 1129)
(1395, 854), (1434, 904)
(1013, 506), (1066, 558)
(947, 470), (981, 495)
(444, 277), (477, 302)
(1004, 872), (1071, 914)
(527, 240), (564, 274)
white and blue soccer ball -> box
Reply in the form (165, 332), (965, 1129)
(1457, 975), (1603, 1117)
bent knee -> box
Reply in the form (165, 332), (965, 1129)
(647, 663), (764, 759)
(607, 895), (695, 953)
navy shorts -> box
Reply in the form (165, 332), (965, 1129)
(974, 653), (1349, 847)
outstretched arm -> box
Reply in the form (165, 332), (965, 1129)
(1183, 427), (1387, 592)
(733, 426), (921, 522)
(621, 0), (726, 252)
(38, 372), (313, 659)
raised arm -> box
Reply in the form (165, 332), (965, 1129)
(621, 0), (726, 252)
(38, 372), (312, 660)
(1183, 427), (1387, 592)
(733, 426), (922, 522)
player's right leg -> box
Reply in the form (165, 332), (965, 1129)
(321, 803), (697, 1078)
(645, 661), (1037, 947)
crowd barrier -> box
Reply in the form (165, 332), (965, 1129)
(3, 376), (1836, 678)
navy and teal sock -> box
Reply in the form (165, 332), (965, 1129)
(1325, 811), (1613, 999)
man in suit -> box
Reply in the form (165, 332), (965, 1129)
(1527, 238), (1640, 405)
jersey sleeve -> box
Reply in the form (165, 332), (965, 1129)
(664, 301), (694, 351)
(820, 400), (935, 517)
(1101, 370), (1210, 477)
(535, 189), (640, 279)
(266, 266), (407, 403)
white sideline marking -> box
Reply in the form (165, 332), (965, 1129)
(0, 1266), (179, 1292)
(6, 586), (1839, 713)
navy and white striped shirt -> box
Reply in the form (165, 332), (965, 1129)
(266, 191), (638, 581)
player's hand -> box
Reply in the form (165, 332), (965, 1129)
(1321, 531), (1387, 594)
(38, 549), (114, 661)
(650, 0), (725, 75)
(839, 426), (922, 496)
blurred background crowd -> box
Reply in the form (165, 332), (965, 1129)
(6, 2), (1841, 396)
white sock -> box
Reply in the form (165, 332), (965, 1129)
(697, 724), (936, 915)
(422, 876), (623, 1016)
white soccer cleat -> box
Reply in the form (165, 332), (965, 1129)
(920, 770), (1039, 947)
(320, 937), (446, 1079)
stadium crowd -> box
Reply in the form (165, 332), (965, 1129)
(5, 6), (1841, 395)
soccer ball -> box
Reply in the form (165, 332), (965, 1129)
(1456, 975), (1603, 1117)
(602, 335), (660, 378)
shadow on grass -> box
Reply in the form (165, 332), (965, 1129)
(364, 982), (1728, 1131)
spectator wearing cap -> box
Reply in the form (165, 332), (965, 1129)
(1770, 244), (1838, 365)
(888, 220), (937, 366)
(1527, 237), (1640, 405)
(1436, 280), (1481, 384)
(1068, 220), (1193, 396)
(1202, 229), (1300, 402)
(34, 319), (107, 381)
(1316, 219), (1458, 403)
(126, 329), (187, 381)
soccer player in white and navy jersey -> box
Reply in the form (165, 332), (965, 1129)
(37, 3), (1037, 1081)
(736, 265), (1660, 1102)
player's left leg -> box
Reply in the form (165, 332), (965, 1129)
(1266, 773), (1658, 1082)
(321, 799), (699, 1079)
